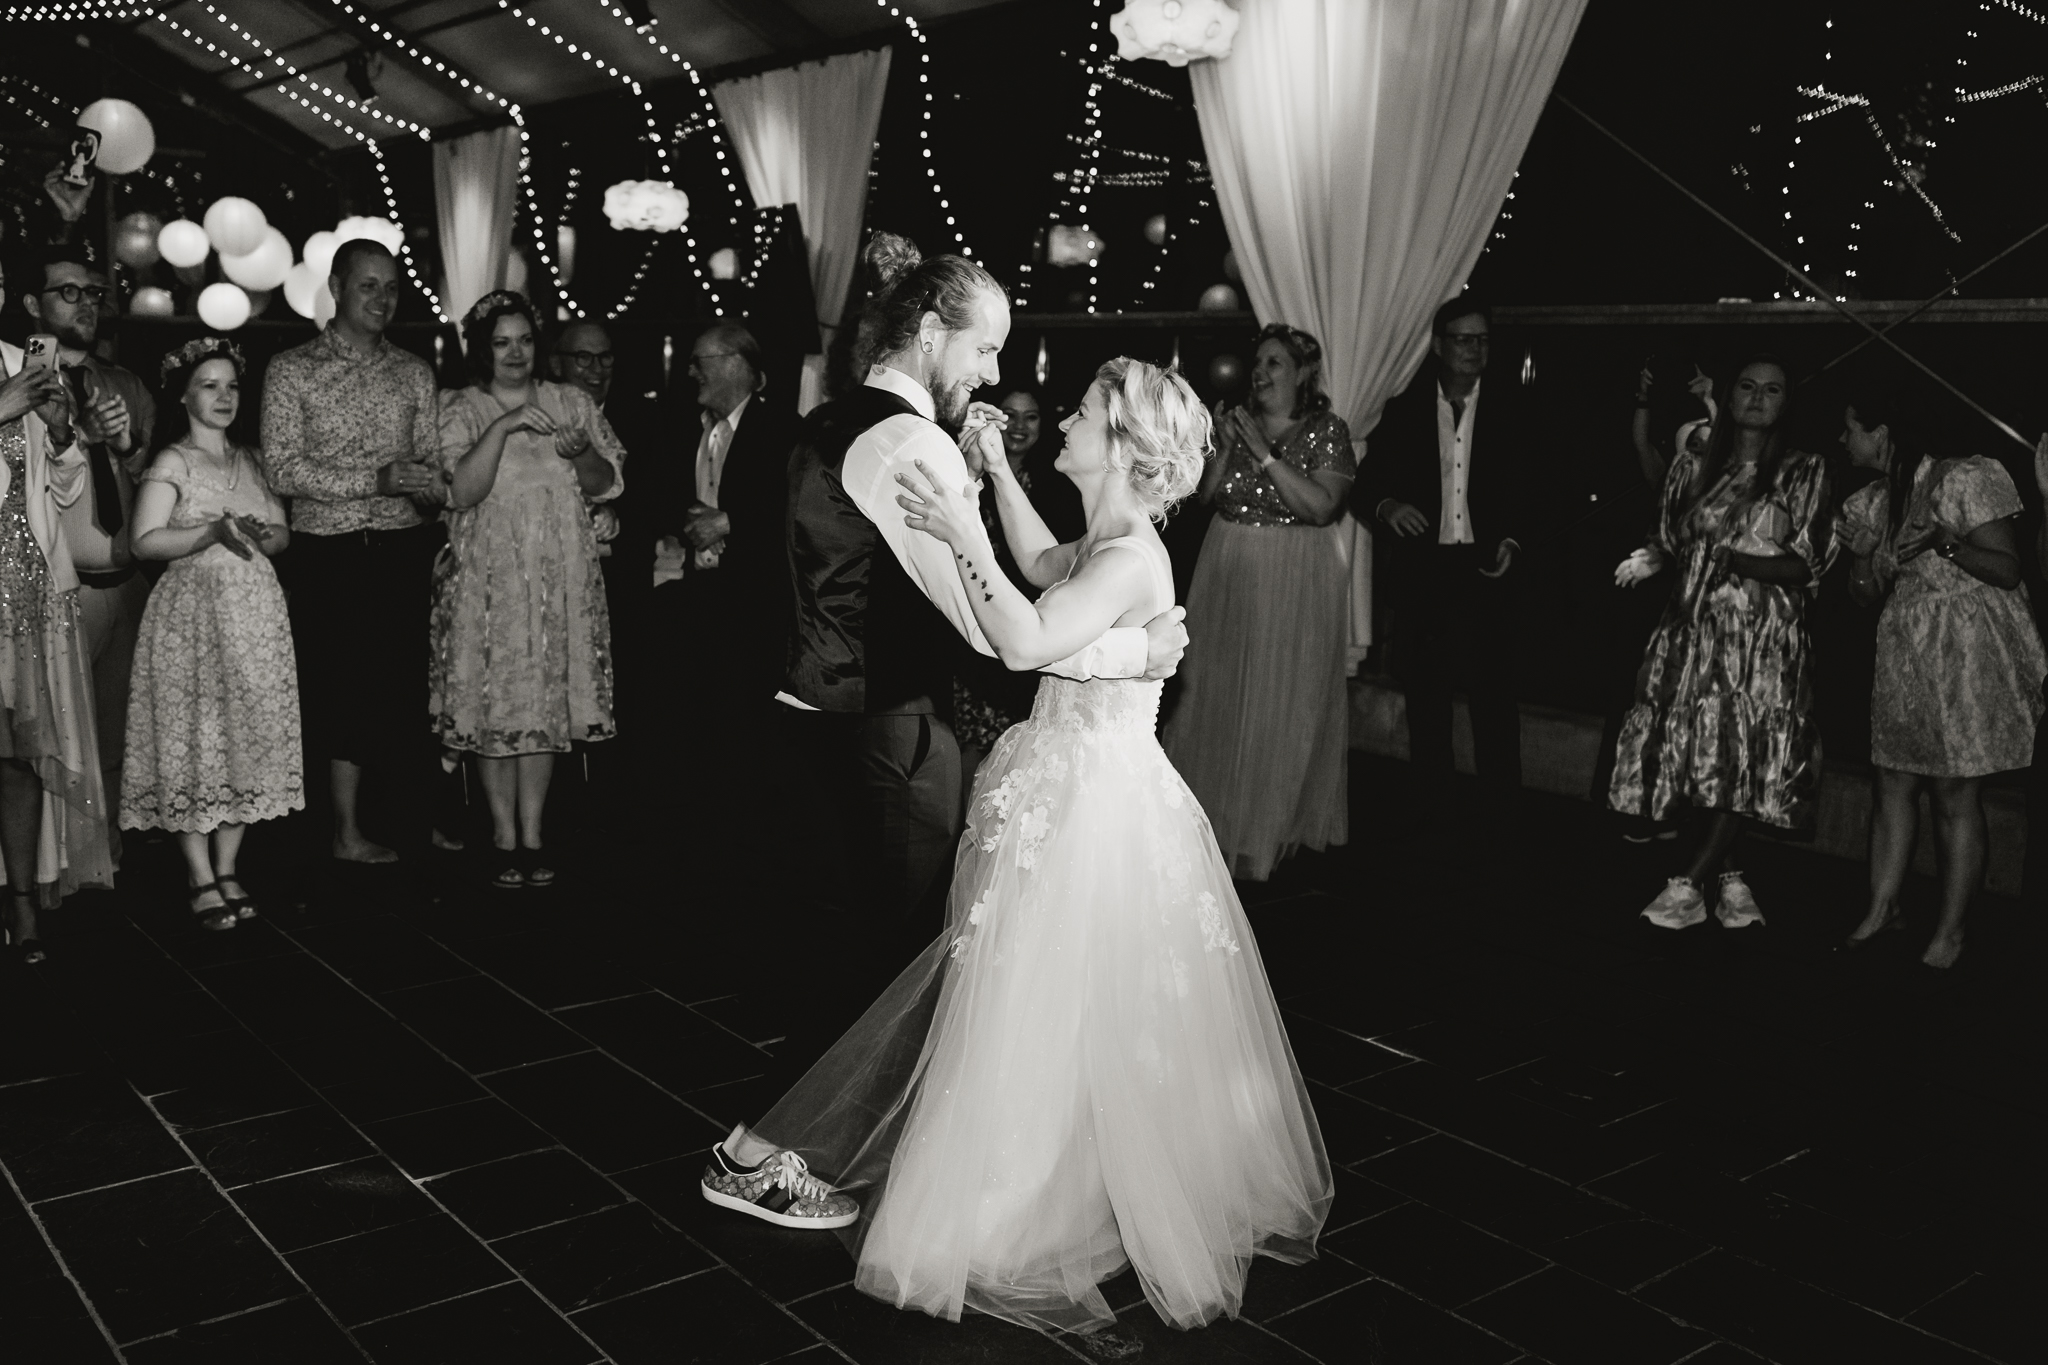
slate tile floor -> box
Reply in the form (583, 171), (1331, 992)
(1, 753), (2035, 1363)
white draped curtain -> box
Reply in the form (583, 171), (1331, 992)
(713, 48), (893, 411)
(1190, 0), (1587, 657)
(431, 126), (523, 329)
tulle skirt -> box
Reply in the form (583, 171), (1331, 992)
(755, 675), (1332, 1334)
(1163, 517), (1351, 881)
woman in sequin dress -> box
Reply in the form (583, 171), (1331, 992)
(1163, 325), (1355, 881)
(0, 335), (113, 962)
(432, 292), (622, 890)
(1611, 357), (1833, 930)
(123, 340), (302, 932)
(1834, 390), (2044, 969)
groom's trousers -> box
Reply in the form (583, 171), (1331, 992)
(740, 703), (962, 1123)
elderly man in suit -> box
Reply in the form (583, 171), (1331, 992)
(1357, 296), (1526, 827)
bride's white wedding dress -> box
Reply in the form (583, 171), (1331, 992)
(754, 535), (1331, 1334)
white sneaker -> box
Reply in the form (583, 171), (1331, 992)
(1716, 873), (1765, 928)
(1640, 877), (1707, 929)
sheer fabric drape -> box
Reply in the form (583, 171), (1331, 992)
(713, 49), (892, 411)
(1189, 0), (1587, 654)
(431, 126), (522, 327)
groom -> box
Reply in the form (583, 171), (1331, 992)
(701, 253), (1189, 1228)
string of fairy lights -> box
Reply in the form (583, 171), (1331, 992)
(180, 0), (429, 140)
(875, 0), (974, 261)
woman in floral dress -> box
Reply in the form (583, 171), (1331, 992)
(1834, 389), (2044, 968)
(432, 291), (622, 890)
(1611, 357), (1832, 930)
(124, 338), (301, 931)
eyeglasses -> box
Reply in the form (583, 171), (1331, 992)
(1440, 333), (1490, 348)
(561, 350), (616, 368)
(688, 350), (740, 368)
(45, 283), (111, 306)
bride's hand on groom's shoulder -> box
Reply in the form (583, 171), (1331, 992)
(896, 459), (978, 547)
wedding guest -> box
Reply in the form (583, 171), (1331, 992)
(951, 383), (1086, 791)
(260, 237), (442, 863)
(20, 244), (154, 838)
(1164, 323), (1353, 881)
(1357, 298), (1528, 833)
(433, 291), (622, 890)
(1612, 356), (1832, 929)
(123, 338), (300, 932)
(1836, 392), (2044, 969)
(0, 264), (113, 962)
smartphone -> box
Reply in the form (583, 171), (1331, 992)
(23, 334), (60, 375)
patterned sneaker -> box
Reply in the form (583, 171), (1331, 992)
(1716, 873), (1765, 928)
(1639, 877), (1707, 930)
(700, 1146), (859, 1229)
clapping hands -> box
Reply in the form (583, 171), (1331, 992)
(209, 512), (273, 560)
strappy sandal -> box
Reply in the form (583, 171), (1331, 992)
(189, 882), (238, 932)
(523, 850), (556, 891)
(489, 853), (525, 892)
(6, 890), (47, 965)
(217, 875), (260, 921)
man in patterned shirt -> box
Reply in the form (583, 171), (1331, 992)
(260, 238), (444, 863)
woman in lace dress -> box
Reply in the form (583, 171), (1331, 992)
(1835, 390), (2045, 968)
(433, 292), (622, 890)
(123, 339), (300, 931)
(1163, 325), (1354, 881)
(1611, 357), (1833, 930)
(749, 358), (1331, 1337)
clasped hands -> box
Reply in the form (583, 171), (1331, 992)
(206, 512), (274, 561)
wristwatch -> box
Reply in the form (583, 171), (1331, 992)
(1935, 541), (1959, 561)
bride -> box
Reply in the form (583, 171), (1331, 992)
(744, 357), (1331, 1335)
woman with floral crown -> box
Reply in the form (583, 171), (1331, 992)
(123, 336), (301, 931)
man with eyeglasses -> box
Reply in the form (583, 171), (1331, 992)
(20, 244), (156, 845)
(1357, 296), (1527, 834)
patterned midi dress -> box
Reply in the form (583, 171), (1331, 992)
(1609, 446), (1832, 830)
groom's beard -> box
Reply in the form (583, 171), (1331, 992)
(928, 372), (974, 430)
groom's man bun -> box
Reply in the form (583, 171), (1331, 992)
(853, 235), (1006, 375)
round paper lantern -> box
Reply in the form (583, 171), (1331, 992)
(158, 218), (210, 269)
(129, 286), (174, 318)
(602, 180), (689, 233)
(1221, 249), (1241, 283)
(76, 99), (156, 175)
(708, 247), (739, 280)
(203, 197), (267, 257)
(243, 288), (273, 318)
(114, 212), (163, 268)
(1143, 214), (1169, 246)
(333, 215), (404, 255)
(282, 261), (324, 319)
(504, 247), (530, 296)
(302, 230), (339, 279)
(1207, 353), (1245, 390)
(197, 282), (252, 331)
(221, 226), (292, 291)
(1047, 225), (1106, 267)
(1198, 283), (1240, 313)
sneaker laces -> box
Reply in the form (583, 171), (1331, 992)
(771, 1151), (836, 1202)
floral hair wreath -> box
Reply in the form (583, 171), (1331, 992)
(160, 335), (245, 385)
(465, 289), (531, 328)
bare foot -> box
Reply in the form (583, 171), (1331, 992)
(333, 836), (399, 864)
(1844, 904), (1905, 945)
(1921, 934), (1964, 970)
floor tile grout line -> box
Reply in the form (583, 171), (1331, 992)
(160, 918), (625, 1365)
(0, 1154), (133, 1363)
(27, 1162), (198, 1207)
(1454, 1261), (1555, 1311)
(1239, 1313), (1333, 1364)
(122, 1080), (377, 1363)
(776, 1279), (856, 1307)
(224, 1154), (390, 1195)
(344, 1276), (522, 1329)
(173, 1102), (324, 1135)
(473, 1048), (602, 1079)
(549, 989), (660, 1014)
(1629, 1247), (1719, 1295)
(477, 1197), (634, 1244)
(1256, 1275), (1374, 1324)
(562, 1263), (723, 1315)
(115, 1293), (302, 1348)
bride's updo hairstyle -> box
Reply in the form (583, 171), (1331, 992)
(1093, 356), (1212, 522)
(851, 232), (1007, 375)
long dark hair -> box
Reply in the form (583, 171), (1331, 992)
(851, 237), (1005, 376)
(1841, 383), (1926, 540)
(1686, 354), (1793, 524)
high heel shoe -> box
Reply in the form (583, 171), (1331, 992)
(189, 882), (238, 933)
(216, 875), (260, 921)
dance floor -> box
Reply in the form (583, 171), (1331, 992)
(1, 754), (2033, 1364)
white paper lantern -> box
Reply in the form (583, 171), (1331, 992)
(76, 98), (156, 174)
(333, 215), (404, 255)
(1143, 214), (1169, 246)
(197, 282), (252, 331)
(1109, 0), (1239, 66)
(129, 286), (175, 318)
(282, 261), (324, 319)
(602, 180), (689, 233)
(302, 230), (339, 279)
(709, 247), (739, 280)
(244, 288), (273, 318)
(1198, 283), (1240, 313)
(203, 197), (267, 257)
(158, 218), (210, 269)
(1047, 225), (1106, 267)
(221, 226), (292, 291)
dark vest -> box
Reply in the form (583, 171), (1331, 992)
(784, 385), (957, 715)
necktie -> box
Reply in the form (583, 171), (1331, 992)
(62, 366), (124, 536)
